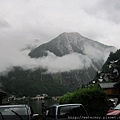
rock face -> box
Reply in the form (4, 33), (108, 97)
(29, 32), (116, 59)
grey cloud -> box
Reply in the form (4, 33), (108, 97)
(99, 0), (120, 24)
(0, 0), (120, 73)
(84, 0), (120, 24)
(0, 19), (10, 29)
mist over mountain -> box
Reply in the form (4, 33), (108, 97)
(0, 32), (117, 96)
(29, 32), (116, 73)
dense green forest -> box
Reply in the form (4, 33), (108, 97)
(0, 67), (71, 97)
(0, 67), (88, 97)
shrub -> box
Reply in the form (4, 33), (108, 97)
(59, 85), (108, 115)
(58, 92), (74, 104)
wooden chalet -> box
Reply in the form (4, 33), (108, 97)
(98, 82), (120, 103)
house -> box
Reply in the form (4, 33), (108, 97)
(98, 82), (120, 103)
(33, 95), (45, 100)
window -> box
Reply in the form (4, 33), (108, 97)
(0, 107), (27, 115)
(46, 107), (56, 118)
(57, 105), (87, 118)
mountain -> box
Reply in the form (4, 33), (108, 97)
(27, 32), (117, 95)
(0, 32), (117, 97)
(29, 32), (116, 72)
(29, 32), (116, 59)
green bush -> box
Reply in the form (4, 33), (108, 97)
(58, 92), (74, 104)
(59, 85), (108, 116)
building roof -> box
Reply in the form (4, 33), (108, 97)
(99, 82), (117, 89)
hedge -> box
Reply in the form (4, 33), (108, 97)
(58, 85), (108, 115)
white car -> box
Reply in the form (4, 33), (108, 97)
(45, 104), (88, 120)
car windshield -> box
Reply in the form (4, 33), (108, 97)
(0, 107), (27, 115)
(114, 104), (120, 110)
(57, 105), (87, 118)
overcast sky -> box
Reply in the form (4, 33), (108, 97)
(0, 0), (120, 73)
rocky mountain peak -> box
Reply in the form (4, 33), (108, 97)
(56, 32), (85, 44)
(59, 32), (83, 39)
(28, 32), (116, 61)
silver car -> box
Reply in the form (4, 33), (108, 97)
(0, 104), (39, 120)
(45, 104), (88, 120)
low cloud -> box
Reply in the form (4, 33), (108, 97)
(38, 52), (92, 73)
(0, 48), (92, 74)
(0, 48), (107, 74)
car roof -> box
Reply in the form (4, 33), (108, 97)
(48, 104), (83, 108)
(0, 104), (29, 108)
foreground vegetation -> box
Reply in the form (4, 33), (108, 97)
(59, 85), (110, 116)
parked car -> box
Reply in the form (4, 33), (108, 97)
(107, 103), (120, 116)
(45, 104), (88, 120)
(0, 104), (39, 120)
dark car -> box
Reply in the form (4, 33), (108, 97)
(107, 103), (120, 116)
(0, 104), (39, 120)
(45, 104), (88, 120)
